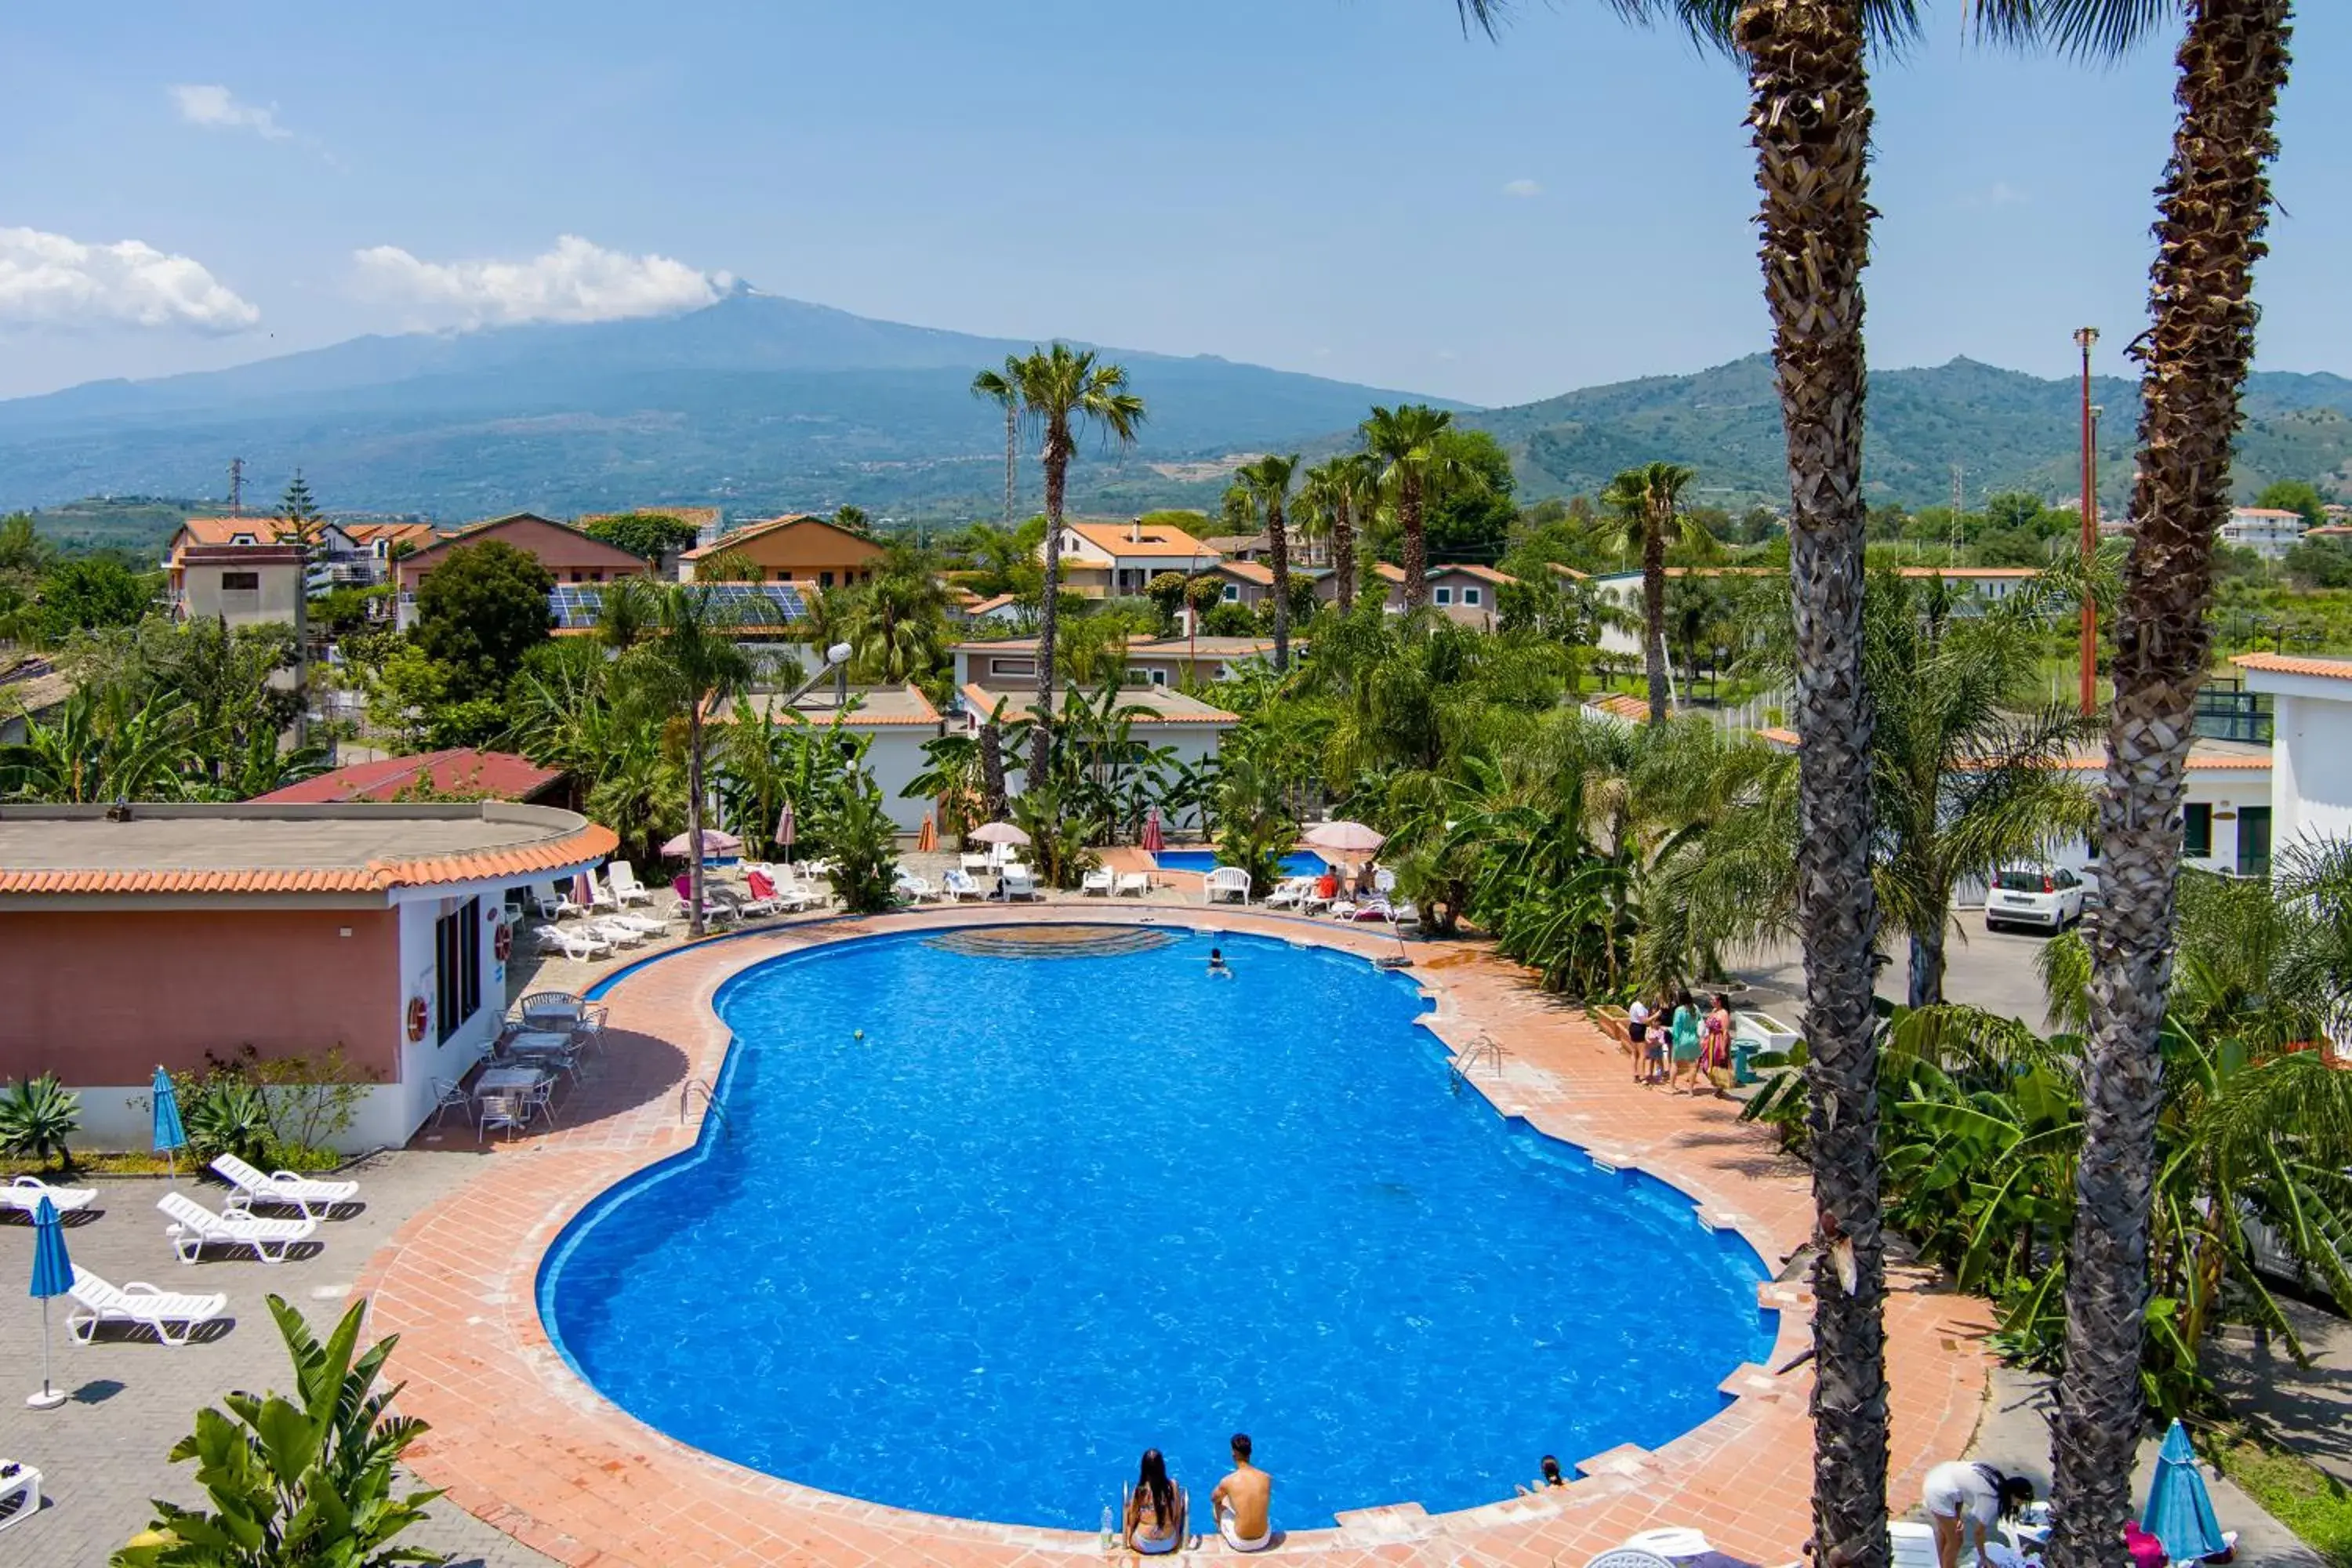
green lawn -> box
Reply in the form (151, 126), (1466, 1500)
(2208, 1423), (2352, 1568)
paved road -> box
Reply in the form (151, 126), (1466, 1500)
(1727, 911), (2065, 1030)
(0, 1155), (554, 1568)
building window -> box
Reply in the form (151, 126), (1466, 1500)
(220, 571), (260, 591)
(1462, 586), (1483, 607)
(779, 569), (793, 582)
(989, 657), (1037, 677)
(2183, 804), (2212, 859)
(820, 571), (836, 588)
(1222, 584), (1240, 602)
(570, 572), (584, 583)
(434, 896), (483, 1046)
(1148, 669), (1168, 686)
(1433, 586), (1454, 605)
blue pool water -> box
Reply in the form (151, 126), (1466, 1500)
(542, 928), (1773, 1530)
(1154, 848), (1328, 878)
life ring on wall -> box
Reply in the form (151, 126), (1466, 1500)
(493, 922), (514, 962)
(405, 996), (429, 1042)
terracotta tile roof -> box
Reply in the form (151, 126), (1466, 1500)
(1549, 563), (1592, 582)
(1584, 693), (1655, 724)
(1749, 728), (2269, 771)
(176, 516), (295, 546)
(2234, 652), (2352, 683)
(961, 682), (1237, 726)
(721, 685), (942, 727)
(1439, 564), (1517, 584)
(680, 513), (879, 560)
(1062, 520), (1218, 561)
(252, 750), (567, 804)
(1758, 725), (1801, 748)
(339, 521), (439, 547)
(2232, 507), (2304, 520)
(964, 593), (1019, 616)
(0, 804), (616, 898)
(1218, 561), (1276, 586)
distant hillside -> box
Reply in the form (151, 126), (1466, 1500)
(0, 289), (1457, 522)
(1465, 355), (2352, 511)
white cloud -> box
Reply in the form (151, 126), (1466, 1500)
(0, 227), (261, 332)
(350, 235), (732, 327)
(170, 84), (289, 140)
(1501, 178), (1541, 198)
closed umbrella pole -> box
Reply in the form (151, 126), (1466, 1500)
(27, 1196), (70, 1410)
(151, 1064), (186, 1186)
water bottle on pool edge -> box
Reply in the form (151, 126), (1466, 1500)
(1101, 1504), (1115, 1551)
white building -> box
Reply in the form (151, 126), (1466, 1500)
(2235, 652), (2352, 853)
(1044, 519), (1222, 598)
(717, 684), (949, 833)
(956, 684), (1237, 829)
(2221, 506), (2308, 561)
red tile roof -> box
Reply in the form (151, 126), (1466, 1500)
(1586, 693), (1654, 723)
(2233, 652), (2352, 683)
(252, 750), (566, 804)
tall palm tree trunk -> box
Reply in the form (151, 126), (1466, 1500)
(978, 720), (1009, 822)
(1034, 426), (1072, 778)
(1642, 521), (1671, 724)
(1400, 475), (1428, 611)
(1269, 498), (1292, 672)
(1334, 496), (1357, 614)
(1739, 5), (1888, 1567)
(1002, 404), (1018, 527)
(685, 706), (708, 938)
(2049, 9), (2292, 1566)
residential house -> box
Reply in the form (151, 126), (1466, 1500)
(1044, 518), (1221, 598)
(1353, 562), (1518, 629)
(1200, 533), (1269, 562)
(713, 685), (947, 831)
(2234, 652), (2352, 862)
(394, 513), (656, 630)
(2221, 506), (2308, 561)
(677, 514), (884, 590)
(949, 634), (1287, 692)
(174, 544), (307, 630)
(1205, 559), (1329, 608)
(0, 659), (71, 746)
(956, 684), (1237, 827)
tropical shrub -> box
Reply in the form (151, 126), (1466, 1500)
(1009, 779), (1102, 890)
(822, 780), (901, 914)
(174, 1047), (370, 1171)
(111, 1294), (445, 1568)
(0, 1073), (81, 1169)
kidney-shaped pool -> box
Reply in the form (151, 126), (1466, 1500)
(539, 926), (1774, 1530)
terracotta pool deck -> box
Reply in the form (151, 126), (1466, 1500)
(361, 903), (1995, 1568)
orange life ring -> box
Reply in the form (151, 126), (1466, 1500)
(493, 922), (514, 962)
(405, 996), (429, 1042)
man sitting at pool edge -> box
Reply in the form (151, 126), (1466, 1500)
(1211, 1432), (1272, 1552)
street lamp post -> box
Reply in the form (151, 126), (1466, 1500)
(2074, 327), (2100, 717)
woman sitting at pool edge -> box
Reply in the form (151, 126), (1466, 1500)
(1125, 1449), (1187, 1555)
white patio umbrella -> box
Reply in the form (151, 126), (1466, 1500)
(968, 822), (1032, 847)
(661, 828), (744, 858)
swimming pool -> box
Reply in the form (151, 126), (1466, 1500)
(541, 927), (1773, 1532)
(1154, 848), (1328, 878)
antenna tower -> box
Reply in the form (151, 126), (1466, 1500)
(228, 457), (246, 517)
(1950, 463), (1964, 562)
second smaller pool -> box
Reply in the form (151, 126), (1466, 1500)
(1154, 848), (1329, 877)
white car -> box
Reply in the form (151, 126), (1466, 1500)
(1985, 865), (2087, 933)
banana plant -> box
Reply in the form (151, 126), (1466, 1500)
(113, 1294), (444, 1568)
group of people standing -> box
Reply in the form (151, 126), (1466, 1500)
(1624, 990), (1739, 1096)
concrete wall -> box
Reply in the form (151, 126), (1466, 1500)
(183, 560), (306, 628)
(2275, 691), (2352, 848)
(860, 731), (940, 831)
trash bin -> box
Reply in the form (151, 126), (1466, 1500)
(1733, 1038), (1760, 1087)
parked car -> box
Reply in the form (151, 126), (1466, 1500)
(1985, 864), (2087, 933)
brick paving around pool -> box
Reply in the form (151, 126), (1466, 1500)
(360, 902), (1997, 1568)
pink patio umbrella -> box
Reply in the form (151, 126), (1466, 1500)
(775, 800), (796, 854)
(660, 828), (744, 858)
(1140, 805), (1165, 855)
(1304, 820), (1385, 856)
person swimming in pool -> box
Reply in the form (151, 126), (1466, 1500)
(1207, 948), (1232, 978)
(1212, 1432), (1272, 1552)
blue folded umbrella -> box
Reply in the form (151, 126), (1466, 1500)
(2144, 1418), (2227, 1564)
(27, 1195), (71, 1408)
(152, 1065), (187, 1174)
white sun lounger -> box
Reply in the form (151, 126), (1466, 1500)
(943, 869), (985, 901)
(1080, 869), (1115, 897)
(2, 1176), (96, 1215)
(1264, 875), (1315, 909)
(67, 1265), (228, 1348)
(0, 1461), (39, 1534)
(605, 862), (656, 906)
(1001, 866), (1041, 901)
(894, 873), (941, 903)
(536, 924), (614, 960)
(158, 1191), (318, 1265)
(1115, 871), (1152, 897)
(209, 1154), (358, 1221)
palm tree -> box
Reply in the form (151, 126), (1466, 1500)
(1600, 461), (1697, 724)
(1299, 454), (1375, 613)
(1234, 454), (1302, 672)
(996, 344), (1147, 776)
(970, 357), (1024, 528)
(844, 554), (949, 684)
(2041, 6), (2298, 1562)
(608, 579), (772, 936)
(1359, 405), (1466, 612)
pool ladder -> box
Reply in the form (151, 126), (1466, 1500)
(1449, 1035), (1506, 1092)
(680, 1078), (733, 1138)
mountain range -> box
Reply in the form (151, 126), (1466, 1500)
(5, 288), (2348, 530)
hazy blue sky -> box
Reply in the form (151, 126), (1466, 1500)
(2, 2), (2344, 405)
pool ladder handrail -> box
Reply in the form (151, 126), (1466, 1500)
(680, 1077), (733, 1137)
(1449, 1034), (1506, 1091)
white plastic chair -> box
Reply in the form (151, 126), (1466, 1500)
(1116, 872), (1152, 898)
(1001, 866), (1041, 901)
(943, 869), (985, 901)
(1203, 866), (1252, 905)
(0, 1461), (40, 1534)
(605, 862), (655, 906)
(1081, 869), (1115, 897)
